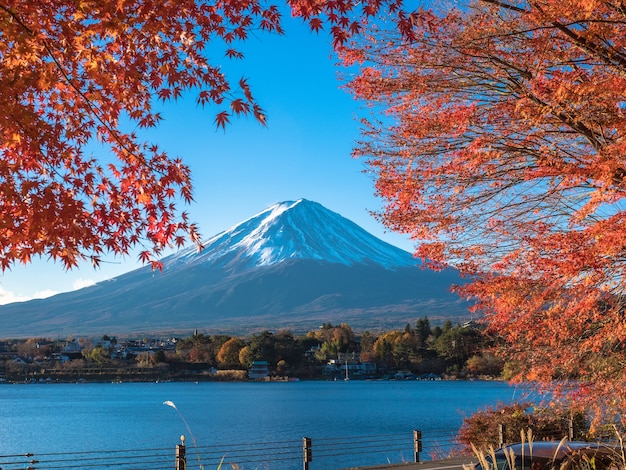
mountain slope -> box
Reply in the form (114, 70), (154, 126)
(0, 199), (471, 337)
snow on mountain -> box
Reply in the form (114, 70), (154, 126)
(163, 198), (418, 271)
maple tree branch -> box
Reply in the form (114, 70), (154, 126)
(549, 21), (626, 77)
(608, 0), (626, 17)
(41, 48), (159, 173)
(0, 4), (33, 34)
(0, 3), (164, 177)
(515, 81), (606, 152)
(479, 0), (527, 13)
(455, 45), (609, 153)
(478, 1), (626, 80)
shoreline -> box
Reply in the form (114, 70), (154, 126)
(0, 373), (500, 385)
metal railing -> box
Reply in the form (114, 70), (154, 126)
(0, 428), (460, 470)
(0, 447), (173, 469)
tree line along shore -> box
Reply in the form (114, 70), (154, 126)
(0, 317), (506, 383)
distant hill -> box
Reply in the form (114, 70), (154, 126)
(0, 199), (472, 338)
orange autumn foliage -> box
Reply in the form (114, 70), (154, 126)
(343, 0), (626, 423)
(0, 0), (414, 271)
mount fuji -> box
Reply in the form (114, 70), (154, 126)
(0, 199), (471, 338)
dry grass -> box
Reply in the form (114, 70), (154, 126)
(464, 428), (626, 470)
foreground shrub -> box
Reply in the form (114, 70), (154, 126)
(458, 402), (588, 453)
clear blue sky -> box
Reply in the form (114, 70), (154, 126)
(0, 13), (414, 305)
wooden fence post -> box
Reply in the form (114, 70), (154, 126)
(303, 437), (312, 470)
(414, 430), (422, 463)
(176, 435), (186, 470)
(499, 424), (507, 448)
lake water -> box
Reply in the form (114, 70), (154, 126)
(0, 380), (540, 470)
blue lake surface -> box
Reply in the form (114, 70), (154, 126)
(0, 380), (541, 469)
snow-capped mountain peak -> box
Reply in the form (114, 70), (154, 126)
(0, 199), (469, 338)
(164, 199), (417, 270)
